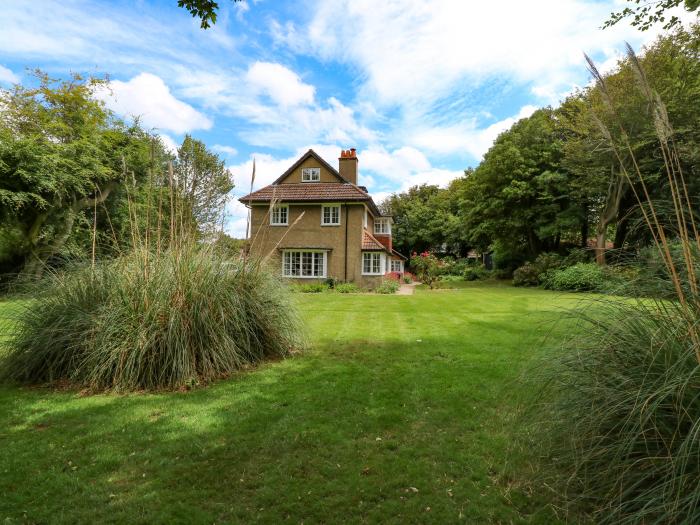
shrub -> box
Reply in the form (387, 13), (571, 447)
(335, 282), (360, 294)
(410, 252), (442, 289)
(513, 252), (564, 287)
(463, 266), (491, 281)
(402, 274), (413, 284)
(441, 257), (470, 276)
(542, 263), (605, 291)
(512, 263), (540, 287)
(376, 279), (399, 294)
(536, 299), (700, 523)
(0, 247), (305, 391)
(439, 275), (464, 282)
(293, 283), (328, 293)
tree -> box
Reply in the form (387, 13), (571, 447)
(381, 184), (458, 256)
(455, 108), (584, 269)
(604, 0), (699, 31)
(0, 72), (135, 277)
(173, 135), (233, 237)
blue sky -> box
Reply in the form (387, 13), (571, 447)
(0, 0), (689, 236)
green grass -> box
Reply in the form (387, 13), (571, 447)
(0, 284), (585, 524)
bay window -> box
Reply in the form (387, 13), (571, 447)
(362, 252), (384, 275)
(282, 250), (326, 278)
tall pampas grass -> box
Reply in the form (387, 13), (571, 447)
(0, 150), (306, 391)
(535, 47), (700, 523)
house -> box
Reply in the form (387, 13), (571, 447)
(239, 148), (406, 288)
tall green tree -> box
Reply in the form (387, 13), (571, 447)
(0, 72), (138, 277)
(456, 108), (583, 266)
(173, 135), (233, 238)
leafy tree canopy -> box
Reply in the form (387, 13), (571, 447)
(604, 0), (699, 31)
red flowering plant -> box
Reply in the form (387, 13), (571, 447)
(409, 251), (443, 289)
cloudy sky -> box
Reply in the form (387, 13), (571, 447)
(0, 0), (688, 236)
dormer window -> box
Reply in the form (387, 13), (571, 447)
(374, 218), (391, 235)
(302, 167), (320, 182)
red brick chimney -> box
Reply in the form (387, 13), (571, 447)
(339, 148), (358, 184)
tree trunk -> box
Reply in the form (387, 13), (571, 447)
(19, 182), (118, 279)
(595, 168), (626, 266)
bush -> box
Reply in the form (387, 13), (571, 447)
(376, 280), (399, 294)
(513, 252), (564, 287)
(536, 299), (700, 523)
(542, 263), (605, 291)
(292, 282), (329, 293)
(463, 266), (491, 281)
(410, 252), (442, 289)
(335, 282), (360, 294)
(439, 275), (464, 282)
(0, 247), (305, 391)
(440, 257), (470, 276)
(402, 274), (413, 284)
(512, 263), (540, 287)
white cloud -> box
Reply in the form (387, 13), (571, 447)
(213, 144), (238, 157)
(410, 105), (538, 158)
(159, 133), (179, 154)
(246, 61), (315, 107)
(0, 65), (19, 84)
(96, 73), (212, 134)
(275, 0), (690, 112)
(359, 145), (463, 190)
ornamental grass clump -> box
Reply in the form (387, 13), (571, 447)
(533, 46), (700, 523)
(539, 298), (700, 523)
(0, 246), (304, 391)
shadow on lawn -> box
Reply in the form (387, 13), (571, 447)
(0, 332), (564, 524)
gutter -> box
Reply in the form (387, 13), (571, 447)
(344, 202), (349, 281)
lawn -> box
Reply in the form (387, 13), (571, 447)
(0, 283), (585, 524)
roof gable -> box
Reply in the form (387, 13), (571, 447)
(272, 149), (348, 185)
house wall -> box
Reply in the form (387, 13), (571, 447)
(277, 157), (340, 184)
(249, 202), (383, 287)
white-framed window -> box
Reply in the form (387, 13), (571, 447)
(362, 252), (384, 275)
(374, 217), (391, 235)
(270, 204), (289, 225)
(391, 260), (403, 273)
(302, 167), (321, 182)
(282, 250), (327, 278)
(321, 204), (341, 225)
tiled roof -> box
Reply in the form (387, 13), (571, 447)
(391, 248), (408, 260)
(239, 183), (370, 203)
(271, 149), (348, 185)
(362, 230), (389, 251)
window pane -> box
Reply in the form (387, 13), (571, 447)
(313, 253), (323, 276)
(301, 252), (312, 276)
(363, 253), (371, 273)
(292, 252), (300, 276)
